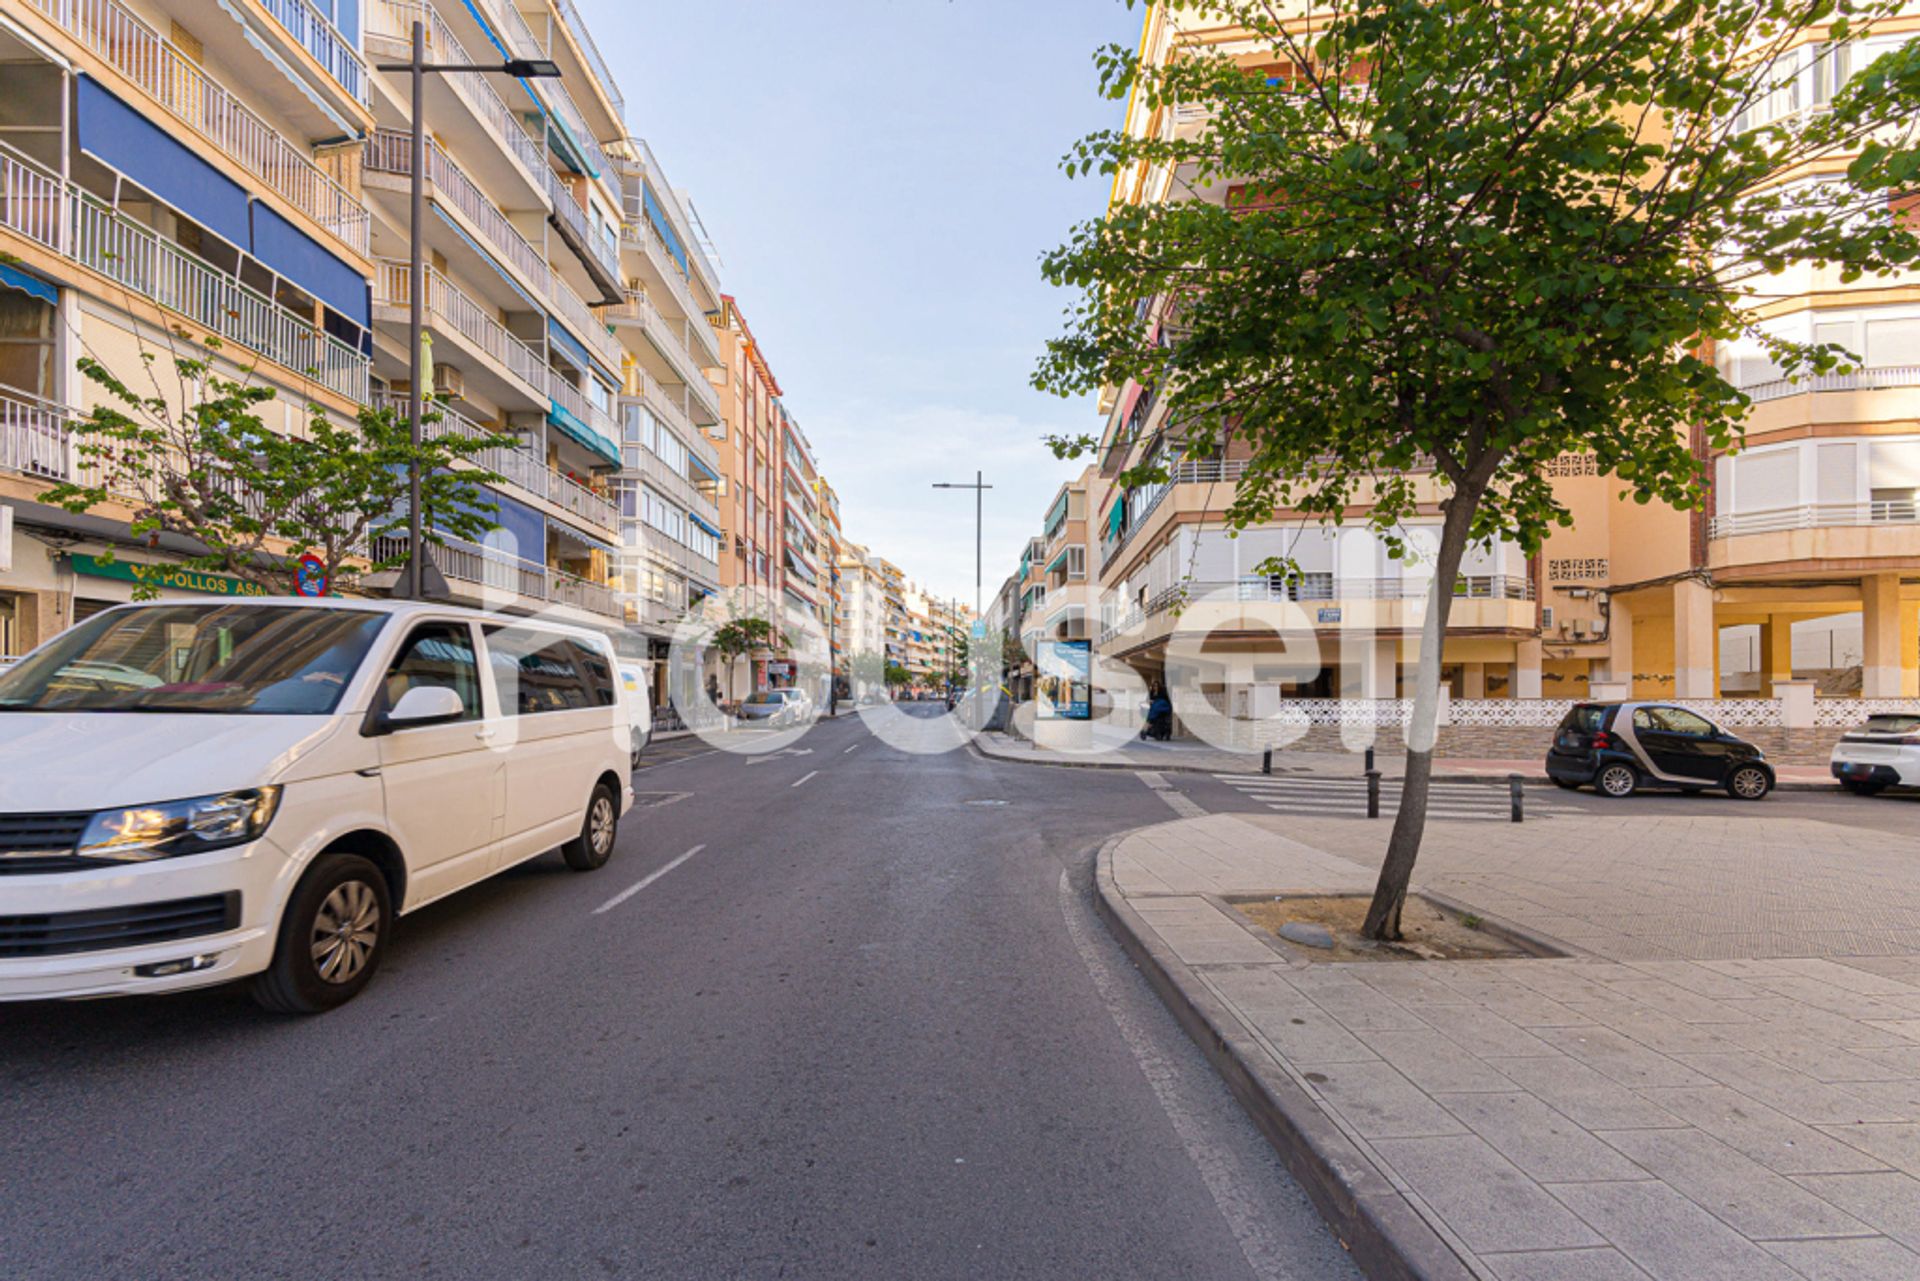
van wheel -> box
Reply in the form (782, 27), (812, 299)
(1596, 763), (1639, 798)
(252, 853), (391, 1015)
(1727, 765), (1772, 801)
(562, 783), (619, 871)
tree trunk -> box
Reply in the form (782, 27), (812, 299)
(1360, 484), (1484, 941)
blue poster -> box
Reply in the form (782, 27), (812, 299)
(1036, 639), (1091, 721)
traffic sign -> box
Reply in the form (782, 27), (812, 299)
(295, 554), (329, 598)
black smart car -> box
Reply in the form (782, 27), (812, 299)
(1545, 701), (1774, 800)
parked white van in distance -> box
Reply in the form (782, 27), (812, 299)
(0, 600), (634, 1013)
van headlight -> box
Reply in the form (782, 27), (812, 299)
(76, 788), (283, 862)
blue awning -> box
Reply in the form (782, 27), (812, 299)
(0, 263), (57, 306)
(448, 485), (544, 563)
(689, 511), (722, 539)
(642, 184), (688, 275)
(251, 202), (368, 328)
(77, 76), (250, 249)
(551, 521), (618, 557)
(548, 399), (621, 467)
(546, 316), (617, 385)
(689, 453), (721, 483)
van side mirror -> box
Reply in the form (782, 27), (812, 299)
(383, 685), (466, 731)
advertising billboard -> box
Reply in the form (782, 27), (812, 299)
(1035, 639), (1092, 721)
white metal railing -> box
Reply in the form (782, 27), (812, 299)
(0, 389), (70, 481)
(375, 260), (547, 402)
(365, 131), (548, 295)
(548, 169), (621, 282)
(607, 285), (710, 389)
(27, 0), (369, 256)
(608, 136), (722, 291)
(627, 441), (721, 530)
(375, 391), (617, 536)
(372, 532), (620, 617)
(1740, 364), (1920, 404)
(258, 0), (371, 103)
(0, 154), (370, 399)
(549, 275), (622, 372)
(365, 0), (548, 190)
(621, 213), (715, 350)
(549, 378), (619, 449)
(628, 369), (704, 454)
(1710, 500), (1920, 538)
(547, 0), (624, 117)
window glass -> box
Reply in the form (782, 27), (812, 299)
(0, 605), (386, 714)
(1639, 707), (1715, 735)
(485, 628), (613, 714)
(380, 623), (480, 721)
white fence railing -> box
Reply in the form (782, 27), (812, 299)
(1710, 501), (1920, 538)
(0, 390), (70, 481)
(27, 0), (368, 255)
(1814, 698), (1920, 727)
(374, 260), (547, 402)
(372, 532), (620, 618)
(548, 379), (619, 451)
(365, 131), (548, 293)
(0, 146), (369, 400)
(1740, 364), (1920, 404)
(258, 0), (371, 103)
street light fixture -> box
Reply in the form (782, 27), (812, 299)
(378, 25), (563, 600)
(931, 471), (991, 619)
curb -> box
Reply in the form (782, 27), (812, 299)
(1093, 834), (1474, 1281)
(976, 737), (1839, 792)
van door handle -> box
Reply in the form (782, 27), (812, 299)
(356, 766), (382, 778)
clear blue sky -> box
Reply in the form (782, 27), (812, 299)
(586, 0), (1142, 612)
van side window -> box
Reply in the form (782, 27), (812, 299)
(382, 623), (481, 720)
(485, 627), (605, 715)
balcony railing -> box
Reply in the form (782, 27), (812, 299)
(549, 276), (623, 373)
(626, 441), (721, 530)
(366, 0), (547, 190)
(609, 137), (722, 290)
(0, 149), (368, 400)
(27, 0), (369, 256)
(547, 168), (621, 283)
(374, 260), (547, 402)
(548, 0), (624, 117)
(549, 377), (619, 449)
(372, 532), (621, 617)
(1709, 500), (1920, 538)
(621, 215), (718, 359)
(258, 0), (371, 104)
(0, 389), (70, 481)
(365, 131), (549, 293)
(1738, 365), (1920, 403)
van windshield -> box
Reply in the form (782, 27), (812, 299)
(0, 605), (388, 715)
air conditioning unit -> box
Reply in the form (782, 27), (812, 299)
(433, 365), (466, 400)
(1541, 606), (1555, 631)
(1571, 619), (1591, 639)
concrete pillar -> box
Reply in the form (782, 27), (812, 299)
(1758, 618), (1794, 698)
(1462, 662), (1487, 700)
(1775, 679), (1816, 729)
(1516, 639), (1543, 700)
(1605, 598), (1634, 689)
(1673, 579), (1717, 698)
(1367, 635), (1399, 699)
(1902, 597), (1920, 699)
(1862, 573), (1903, 699)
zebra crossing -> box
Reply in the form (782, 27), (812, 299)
(1214, 773), (1584, 821)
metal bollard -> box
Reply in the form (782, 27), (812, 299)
(1262, 747), (1273, 775)
(1510, 774), (1524, 823)
(1365, 746), (1375, 774)
(1367, 769), (1382, 819)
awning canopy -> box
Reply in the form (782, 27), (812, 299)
(253, 202), (369, 327)
(0, 263), (57, 306)
(689, 511), (722, 539)
(77, 75), (250, 249)
(548, 400), (621, 467)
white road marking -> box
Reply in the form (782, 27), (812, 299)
(1136, 770), (1208, 818)
(843, 744), (860, 754)
(1057, 868), (1314, 1281)
(592, 845), (706, 916)
(792, 770), (819, 788)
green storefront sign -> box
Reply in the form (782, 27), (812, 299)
(68, 554), (273, 598)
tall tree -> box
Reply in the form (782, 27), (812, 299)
(711, 616), (780, 706)
(44, 338), (512, 597)
(1039, 0), (1920, 937)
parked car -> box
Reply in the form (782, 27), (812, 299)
(619, 665), (653, 768)
(1829, 712), (1920, 796)
(737, 688), (810, 727)
(1545, 701), (1774, 800)
(0, 600), (634, 1013)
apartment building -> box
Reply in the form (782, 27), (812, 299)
(1086, 2), (1920, 721)
(0, 0), (726, 661)
(714, 295), (781, 640)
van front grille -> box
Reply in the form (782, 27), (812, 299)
(0, 894), (239, 958)
(0, 812), (92, 874)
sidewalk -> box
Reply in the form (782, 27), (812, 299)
(1099, 811), (1920, 1280)
(977, 731), (1838, 789)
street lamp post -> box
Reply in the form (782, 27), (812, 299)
(931, 471), (992, 619)
(378, 27), (560, 599)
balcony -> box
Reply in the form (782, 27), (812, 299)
(628, 367), (708, 449)
(1710, 500), (1920, 538)
(257, 0), (371, 105)
(375, 392), (618, 537)
(547, 169), (623, 299)
(620, 213), (721, 362)
(0, 390), (69, 482)
(0, 149), (369, 401)
(624, 438), (721, 532)
(1739, 365), (1920, 404)
(374, 259), (547, 406)
(1099, 575), (1536, 647)
(365, 130), (549, 296)
(373, 532), (620, 618)
(548, 378), (620, 457)
(365, 0), (548, 201)
(24, 0), (369, 257)
(549, 275), (623, 375)
(547, 0), (625, 118)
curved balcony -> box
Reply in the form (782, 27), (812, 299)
(1707, 500), (1920, 575)
(1739, 365), (1920, 404)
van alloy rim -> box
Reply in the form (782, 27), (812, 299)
(312, 881), (380, 983)
(590, 796), (615, 853)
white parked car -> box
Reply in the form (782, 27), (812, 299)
(0, 599), (633, 1013)
(619, 665), (653, 768)
(1829, 712), (1920, 796)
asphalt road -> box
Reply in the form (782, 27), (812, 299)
(0, 708), (1361, 1281)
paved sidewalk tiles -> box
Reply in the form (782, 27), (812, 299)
(1100, 811), (1920, 1279)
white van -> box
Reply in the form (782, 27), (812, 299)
(0, 599), (634, 1013)
(618, 663), (653, 768)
